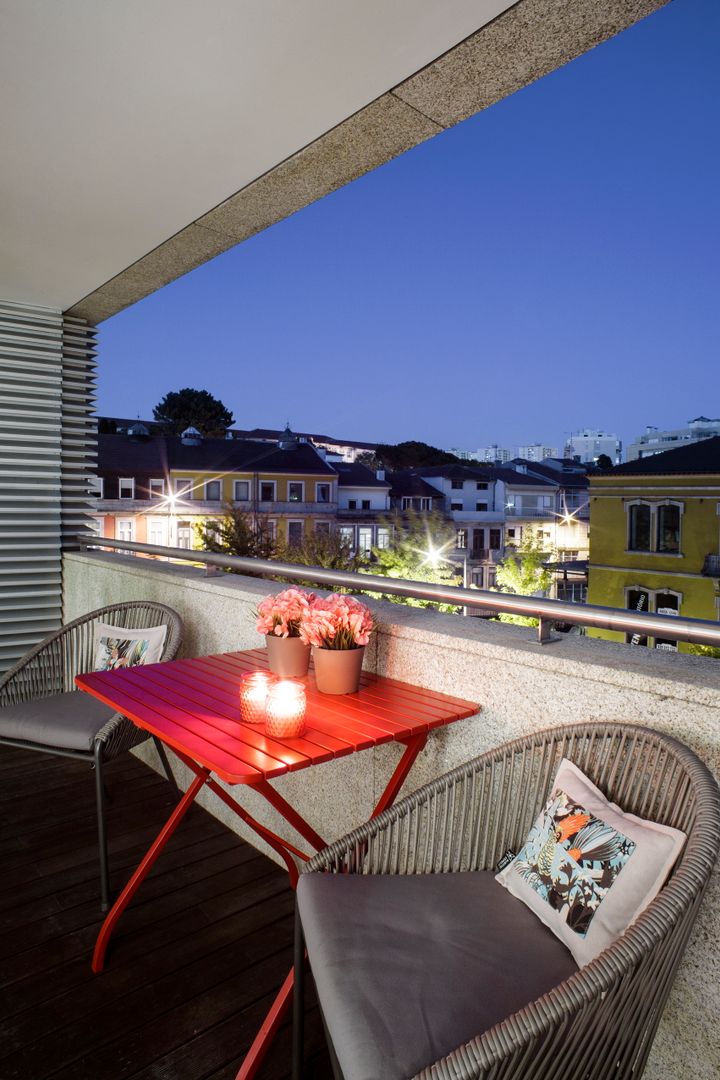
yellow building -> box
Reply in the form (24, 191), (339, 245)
(93, 426), (338, 550)
(587, 437), (720, 652)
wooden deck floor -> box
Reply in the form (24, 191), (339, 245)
(0, 746), (333, 1080)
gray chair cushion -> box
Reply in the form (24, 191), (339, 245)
(297, 870), (578, 1080)
(0, 691), (118, 752)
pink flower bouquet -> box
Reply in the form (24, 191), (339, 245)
(299, 593), (374, 651)
(256, 587), (315, 639)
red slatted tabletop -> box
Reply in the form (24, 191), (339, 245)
(77, 648), (479, 1078)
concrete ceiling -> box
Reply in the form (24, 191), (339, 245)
(0, 0), (667, 325)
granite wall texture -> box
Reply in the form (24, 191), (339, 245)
(63, 551), (720, 1079)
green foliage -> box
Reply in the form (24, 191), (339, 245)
(375, 441), (463, 470)
(195, 505), (275, 570)
(684, 643), (720, 660)
(363, 510), (461, 611)
(355, 451), (381, 470)
(275, 529), (366, 588)
(153, 388), (234, 437)
(595, 453), (614, 470)
(495, 528), (554, 627)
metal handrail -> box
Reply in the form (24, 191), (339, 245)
(78, 536), (720, 648)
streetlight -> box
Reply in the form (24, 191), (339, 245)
(421, 539), (469, 617)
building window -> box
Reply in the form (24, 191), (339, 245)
(234, 480), (250, 501)
(475, 502), (488, 512)
(177, 522), (193, 549)
(472, 567), (484, 588)
(118, 477), (134, 499)
(175, 478), (193, 498)
(487, 568), (497, 589)
(358, 527), (373, 554)
(451, 479), (464, 490)
(376, 526), (390, 549)
(489, 528), (502, 550)
(117, 518), (134, 542)
(315, 521), (331, 536)
(205, 480), (221, 501)
(507, 528), (516, 539)
(263, 519), (277, 543)
(288, 482), (304, 502)
(476, 482), (488, 490)
(260, 481), (276, 502)
(147, 518), (167, 545)
(149, 479), (165, 499)
(287, 520), (303, 546)
(456, 529), (467, 549)
(627, 501), (683, 554)
(657, 504), (680, 553)
(628, 504), (652, 551)
(205, 519), (221, 541)
(361, 499), (371, 510)
(87, 516), (103, 536)
(89, 476), (103, 499)
(541, 495), (554, 508)
(348, 500), (357, 510)
(340, 525), (355, 551)
(626, 587), (681, 649)
(316, 483), (331, 503)
(450, 501), (463, 512)
(654, 592), (679, 650)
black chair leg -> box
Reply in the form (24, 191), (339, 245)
(93, 741), (110, 912)
(152, 736), (179, 792)
(292, 902), (305, 1080)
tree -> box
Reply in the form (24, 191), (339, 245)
(494, 527), (554, 626)
(363, 510), (461, 611)
(275, 529), (366, 587)
(196, 505), (275, 568)
(595, 453), (614, 470)
(153, 388), (234, 437)
(374, 441), (463, 470)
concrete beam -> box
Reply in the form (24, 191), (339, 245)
(66, 0), (667, 325)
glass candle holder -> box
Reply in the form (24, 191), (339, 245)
(265, 679), (306, 739)
(239, 671), (273, 724)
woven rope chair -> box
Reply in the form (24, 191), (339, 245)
(293, 722), (720, 1080)
(0, 601), (183, 910)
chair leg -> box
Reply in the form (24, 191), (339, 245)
(152, 736), (179, 792)
(93, 741), (110, 912)
(292, 902), (305, 1080)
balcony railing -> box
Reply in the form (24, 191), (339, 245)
(702, 554), (720, 577)
(81, 536), (720, 649)
(504, 506), (556, 518)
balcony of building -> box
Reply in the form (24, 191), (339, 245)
(2, 545), (720, 1080)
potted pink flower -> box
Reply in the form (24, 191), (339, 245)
(300, 593), (374, 694)
(256, 587), (315, 676)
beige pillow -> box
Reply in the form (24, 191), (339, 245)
(93, 622), (167, 671)
(495, 758), (686, 966)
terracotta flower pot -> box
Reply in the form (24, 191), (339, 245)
(312, 646), (365, 695)
(265, 634), (311, 677)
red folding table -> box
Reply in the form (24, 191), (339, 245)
(76, 648), (478, 1079)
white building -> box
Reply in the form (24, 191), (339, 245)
(626, 417), (720, 461)
(517, 443), (559, 462)
(475, 446), (515, 464)
(564, 430), (621, 464)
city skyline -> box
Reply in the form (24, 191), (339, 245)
(98, 0), (718, 451)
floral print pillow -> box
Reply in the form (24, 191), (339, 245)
(496, 758), (686, 966)
(512, 789), (635, 937)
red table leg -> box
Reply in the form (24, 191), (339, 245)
(234, 732), (429, 1079)
(92, 767), (209, 973)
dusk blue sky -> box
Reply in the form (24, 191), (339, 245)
(99, 0), (719, 453)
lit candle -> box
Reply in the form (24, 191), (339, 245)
(239, 671), (273, 724)
(265, 679), (307, 739)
